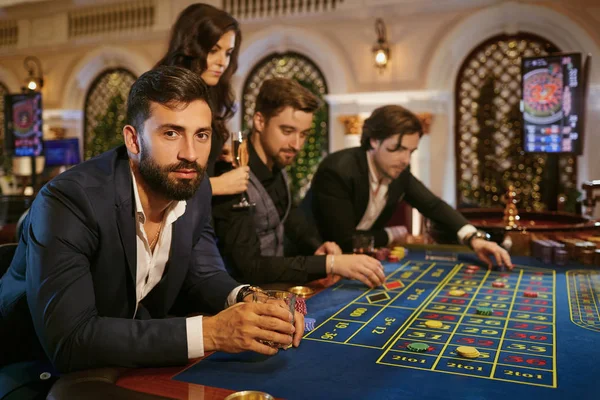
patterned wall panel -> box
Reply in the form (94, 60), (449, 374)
(84, 68), (136, 160)
(455, 34), (577, 211)
(241, 52), (329, 204)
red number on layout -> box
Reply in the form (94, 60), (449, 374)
(526, 358), (547, 366)
(533, 325), (548, 331)
(513, 323), (529, 329)
(504, 355), (524, 363)
(519, 306), (533, 311)
(458, 337), (475, 344)
(529, 335), (548, 341)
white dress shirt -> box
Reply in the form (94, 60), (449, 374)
(131, 171), (244, 359)
(357, 152), (476, 245)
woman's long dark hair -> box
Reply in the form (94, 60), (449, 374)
(155, 3), (241, 144)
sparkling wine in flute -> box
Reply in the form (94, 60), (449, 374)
(231, 131), (254, 209)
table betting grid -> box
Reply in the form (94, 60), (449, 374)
(304, 260), (557, 388)
(172, 253), (600, 400)
(567, 270), (600, 332)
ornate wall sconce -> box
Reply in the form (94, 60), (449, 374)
(22, 56), (44, 92)
(373, 18), (390, 72)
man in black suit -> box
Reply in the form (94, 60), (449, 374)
(0, 66), (302, 375)
(212, 78), (385, 288)
(305, 105), (512, 269)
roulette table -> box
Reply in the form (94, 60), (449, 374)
(115, 250), (600, 400)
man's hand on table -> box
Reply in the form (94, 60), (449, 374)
(328, 254), (385, 288)
(471, 239), (514, 270)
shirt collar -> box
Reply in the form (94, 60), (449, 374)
(247, 136), (280, 183)
(130, 167), (186, 225)
(366, 151), (392, 188)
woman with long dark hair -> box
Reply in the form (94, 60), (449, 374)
(155, 3), (248, 195)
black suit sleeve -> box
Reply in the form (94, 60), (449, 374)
(403, 171), (469, 233)
(180, 186), (241, 314)
(25, 179), (188, 372)
(283, 206), (323, 254)
(311, 167), (389, 253)
(212, 194), (326, 285)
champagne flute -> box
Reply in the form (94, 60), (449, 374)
(230, 131), (254, 209)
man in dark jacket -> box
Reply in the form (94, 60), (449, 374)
(0, 67), (302, 375)
(304, 105), (512, 269)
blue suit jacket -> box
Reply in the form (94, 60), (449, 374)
(0, 146), (240, 372)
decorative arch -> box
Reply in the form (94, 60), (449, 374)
(0, 66), (21, 94)
(454, 34), (578, 212)
(62, 46), (152, 111)
(241, 52), (329, 204)
(234, 25), (352, 107)
(425, 1), (600, 206)
(83, 68), (137, 159)
(426, 1), (600, 90)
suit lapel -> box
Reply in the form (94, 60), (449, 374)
(142, 207), (192, 315)
(113, 150), (137, 285)
(355, 149), (371, 225)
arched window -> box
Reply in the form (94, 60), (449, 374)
(241, 52), (329, 204)
(455, 34), (577, 212)
(84, 68), (136, 160)
(0, 82), (11, 173)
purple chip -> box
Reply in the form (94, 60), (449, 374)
(305, 317), (316, 332)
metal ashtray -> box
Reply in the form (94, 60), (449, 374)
(224, 391), (274, 400)
(288, 286), (315, 298)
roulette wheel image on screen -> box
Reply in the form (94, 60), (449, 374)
(523, 64), (563, 125)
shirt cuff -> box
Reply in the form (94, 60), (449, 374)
(186, 315), (204, 359)
(385, 226), (407, 245)
(227, 284), (249, 307)
(457, 224), (477, 245)
(385, 227), (394, 245)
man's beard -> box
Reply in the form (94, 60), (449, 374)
(138, 151), (205, 201)
(274, 149), (298, 169)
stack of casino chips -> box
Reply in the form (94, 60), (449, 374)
(476, 306), (493, 316)
(407, 343), (429, 353)
(531, 239), (569, 265)
(457, 346), (480, 359)
(578, 242), (597, 265)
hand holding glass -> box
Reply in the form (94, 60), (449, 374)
(252, 290), (296, 349)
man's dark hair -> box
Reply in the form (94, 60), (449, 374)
(126, 65), (212, 133)
(360, 105), (423, 150)
(255, 78), (321, 122)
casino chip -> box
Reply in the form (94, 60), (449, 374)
(456, 346), (480, 359)
(407, 342), (429, 352)
(449, 289), (466, 297)
(466, 265), (480, 271)
(492, 281), (506, 288)
(464, 269), (476, 274)
(425, 320), (444, 329)
(304, 317), (316, 332)
(295, 297), (307, 315)
(524, 291), (539, 298)
(476, 306), (493, 315)
(387, 255), (399, 262)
